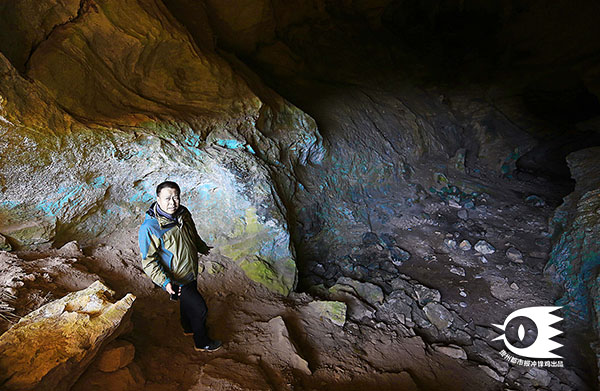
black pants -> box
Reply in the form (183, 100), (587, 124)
(179, 281), (210, 346)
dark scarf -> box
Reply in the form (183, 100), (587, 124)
(156, 203), (178, 221)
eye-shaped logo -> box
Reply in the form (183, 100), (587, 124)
(492, 306), (563, 359)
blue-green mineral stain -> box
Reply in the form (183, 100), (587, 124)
(214, 139), (256, 155)
(91, 176), (106, 188)
(130, 190), (154, 203)
(37, 184), (86, 216)
(216, 139), (244, 149)
(35, 176), (109, 217)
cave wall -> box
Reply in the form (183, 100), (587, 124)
(1, 0), (600, 388)
(0, 0), (327, 295)
(1, 0), (599, 325)
(162, 0), (600, 364)
(163, 0), (600, 285)
(546, 147), (600, 325)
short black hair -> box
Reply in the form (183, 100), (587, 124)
(156, 181), (180, 197)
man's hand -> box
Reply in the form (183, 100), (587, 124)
(165, 282), (181, 295)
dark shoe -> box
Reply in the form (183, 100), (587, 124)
(194, 339), (222, 352)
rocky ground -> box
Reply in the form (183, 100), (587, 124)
(0, 237), (494, 390)
(0, 164), (595, 390)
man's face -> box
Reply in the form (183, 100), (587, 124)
(157, 187), (180, 215)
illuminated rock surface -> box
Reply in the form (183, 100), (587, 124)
(0, 0), (326, 295)
(0, 281), (135, 391)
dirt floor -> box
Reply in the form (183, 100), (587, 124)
(56, 231), (497, 391)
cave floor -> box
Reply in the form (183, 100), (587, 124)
(62, 175), (592, 390)
(292, 160), (593, 389)
(5, 172), (592, 390)
(63, 239), (497, 391)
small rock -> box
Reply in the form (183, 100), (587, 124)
(375, 291), (413, 326)
(5, 287), (17, 296)
(505, 247), (523, 263)
(490, 278), (517, 301)
(379, 233), (396, 247)
(449, 200), (461, 208)
(362, 232), (380, 247)
(525, 195), (546, 207)
(459, 290), (467, 297)
(457, 210), (468, 220)
(0, 233), (12, 251)
(449, 265), (466, 276)
(311, 263), (326, 276)
(390, 246), (411, 266)
(479, 256), (488, 264)
(452, 148), (466, 172)
(444, 239), (457, 250)
(463, 201), (475, 209)
(479, 365), (504, 382)
(308, 301), (346, 327)
(423, 254), (437, 262)
(474, 240), (495, 254)
(459, 301), (468, 308)
(525, 367), (552, 387)
(433, 172), (449, 185)
(434, 344), (467, 359)
(414, 284), (441, 306)
(207, 260), (225, 275)
(423, 302), (454, 330)
(97, 340), (136, 373)
(510, 283), (519, 290)
(332, 277), (384, 306)
(58, 241), (83, 257)
(459, 240), (472, 251)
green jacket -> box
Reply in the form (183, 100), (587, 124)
(138, 203), (209, 289)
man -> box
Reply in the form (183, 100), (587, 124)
(138, 180), (221, 352)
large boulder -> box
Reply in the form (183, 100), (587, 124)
(0, 280), (135, 391)
(0, 250), (102, 334)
